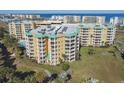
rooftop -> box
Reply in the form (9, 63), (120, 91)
(80, 23), (115, 28)
(9, 20), (33, 24)
(26, 24), (80, 38)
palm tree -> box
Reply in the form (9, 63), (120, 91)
(101, 41), (104, 46)
(90, 34), (94, 45)
(75, 51), (80, 60)
(62, 54), (67, 62)
(105, 41), (109, 47)
(59, 57), (63, 64)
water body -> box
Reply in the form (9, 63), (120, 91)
(1, 10), (124, 22)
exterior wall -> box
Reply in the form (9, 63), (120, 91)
(9, 22), (34, 40)
(49, 38), (58, 65)
(80, 24), (116, 47)
(9, 23), (16, 37)
(82, 16), (105, 24)
(21, 23), (34, 39)
(57, 34), (65, 62)
(15, 23), (22, 39)
(65, 35), (79, 62)
(63, 16), (81, 23)
(110, 17), (124, 25)
(101, 28), (108, 46)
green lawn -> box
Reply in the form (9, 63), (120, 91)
(116, 32), (124, 42)
(14, 56), (62, 75)
(69, 46), (124, 82)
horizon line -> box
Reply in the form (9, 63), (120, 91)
(1, 10), (124, 14)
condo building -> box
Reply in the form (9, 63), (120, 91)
(82, 16), (105, 24)
(79, 23), (116, 47)
(110, 17), (124, 25)
(25, 24), (80, 65)
(8, 20), (63, 40)
(11, 14), (41, 20)
(50, 16), (64, 21)
(63, 16), (81, 23)
(8, 21), (34, 40)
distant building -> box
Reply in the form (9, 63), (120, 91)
(11, 14), (41, 20)
(82, 16), (105, 24)
(110, 17), (124, 25)
(63, 16), (81, 23)
(50, 16), (64, 21)
(0, 14), (15, 22)
(25, 24), (80, 65)
(79, 23), (116, 46)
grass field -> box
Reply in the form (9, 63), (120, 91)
(69, 46), (124, 82)
(14, 57), (62, 75)
(13, 32), (124, 83)
(116, 32), (124, 41)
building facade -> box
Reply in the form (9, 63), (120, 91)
(9, 21), (34, 40)
(50, 16), (64, 21)
(63, 16), (81, 23)
(110, 17), (124, 25)
(82, 16), (105, 24)
(79, 23), (116, 47)
(11, 14), (41, 20)
(25, 24), (80, 65)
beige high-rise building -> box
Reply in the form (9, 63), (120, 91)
(25, 24), (80, 65)
(110, 17), (124, 25)
(12, 14), (41, 20)
(8, 20), (64, 40)
(8, 21), (34, 40)
(82, 16), (105, 24)
(63, 16), (81, 23)
(79, 23), (116, 47)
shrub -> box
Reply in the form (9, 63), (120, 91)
(62, 63), (70, 71)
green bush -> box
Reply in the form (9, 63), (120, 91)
(62, 63), (70, 71)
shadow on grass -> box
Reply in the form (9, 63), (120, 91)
(15, 71), (35, 80)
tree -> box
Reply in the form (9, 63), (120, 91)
(0, 27), (6, 40)
(24, 75), (37, 83)
(59, 57), (63, 64)
(62, 54), (67, 62)
(101, 41), (104, 46)
(105, 41), (110, 47)
(35, 72), (45, 82)
(0, 67), (15, 82)
(88, 48), (95, 55)
(75, 51), (80, 60)
(90, 34), (94, 45)
(8, 76), (22, 83)
(62, 63), (70, 71)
